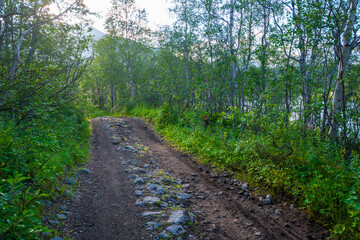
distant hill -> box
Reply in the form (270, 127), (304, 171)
(81, 26), (106, 57)
(86, 26), (106, 40)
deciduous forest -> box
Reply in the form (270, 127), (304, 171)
(1, 0), (360, 239)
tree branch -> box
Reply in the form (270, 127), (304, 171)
(0, 0), (80, 108)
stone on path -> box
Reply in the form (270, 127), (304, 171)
(167, 210), (193, 224)
(56, 214), (66, 220)
(275, 209), (281, 215)
(157, 233), (170, 239)
(147, 183), (165, 196)
(142, 212), (162, 217)
(263, 195), (271, 205)
(65, 179), (77, 185)
(166, 225), (186, 236)
(162, 178), (175, 185)
(136, 196), (160, 206)
(176, 192), (192, 200)
(134, 177), (145, 185)
(146, 221), (163, 230)
(80, 169), (92, 174)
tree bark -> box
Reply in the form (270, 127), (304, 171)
(329, 0), (359, 140)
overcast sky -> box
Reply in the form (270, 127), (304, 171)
(83, 0), (175, 33)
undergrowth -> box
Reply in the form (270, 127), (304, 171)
(129, 105), (360, 239)
(0, 105), (90, 239)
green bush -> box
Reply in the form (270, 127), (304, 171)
(0, 105), (90, 239)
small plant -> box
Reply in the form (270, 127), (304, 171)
(0, 172), (51, 239)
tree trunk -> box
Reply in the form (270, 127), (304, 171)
(228, 0), (236, 108)
(329, 0), (358, 140)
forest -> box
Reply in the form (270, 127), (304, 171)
(1, 0), (360, 239)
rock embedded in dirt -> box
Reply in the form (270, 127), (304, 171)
(65, 179), (77, 185)
(138, 196), (161, 205)
(161, 178), (175, 185)
(176, 192), (192, 200)
(157, 232), (170, 239)
(56, 214), (66, 220)
(49, 220), (60, 225)
(130, 174), (138, 180)
(275, 209), (282, 215)
(263, 196), (271, 205)
(135, 168), (148, 174)
(167, 210), (193, 224)
(134, 177), (145, 185)
(242, 183), (248, 190)
(146, 221), (163, 230)
(39, 200), (53, 207)
(128, 159), (138, 165)
(125, 145), (135, 151)
(182, 184), (190, 189)
(166, 224), (186, 236)
(80, 169), (92, 174)
(141, 211), (162, 217)
(135, 190), (143, 196)
(147, 183), (165, 196)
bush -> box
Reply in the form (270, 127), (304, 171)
(0, 105), (90, 239)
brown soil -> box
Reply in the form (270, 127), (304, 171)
(64, 116), (329, 240)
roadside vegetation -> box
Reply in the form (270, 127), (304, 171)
(0, 1), (91, 239)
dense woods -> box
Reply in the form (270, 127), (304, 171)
(2, 0), (360, 239)
(81, 0), (360, 238)
(0, 0), (91, 238)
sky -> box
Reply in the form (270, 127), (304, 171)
(83, 0), (175, 33)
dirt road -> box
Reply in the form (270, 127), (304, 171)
(64, 117), (329, 240)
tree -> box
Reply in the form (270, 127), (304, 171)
(327, 0), (360, 141)
(105, 0), (150, 102)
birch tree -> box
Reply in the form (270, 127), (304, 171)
(105, 0), (150, 102)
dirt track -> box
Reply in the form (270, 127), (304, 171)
(65, 116), (329, 240)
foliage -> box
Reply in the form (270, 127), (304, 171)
(0, 172), (50, 239)
(0, 106), (90, 239)
(0, 0), (92, 238)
